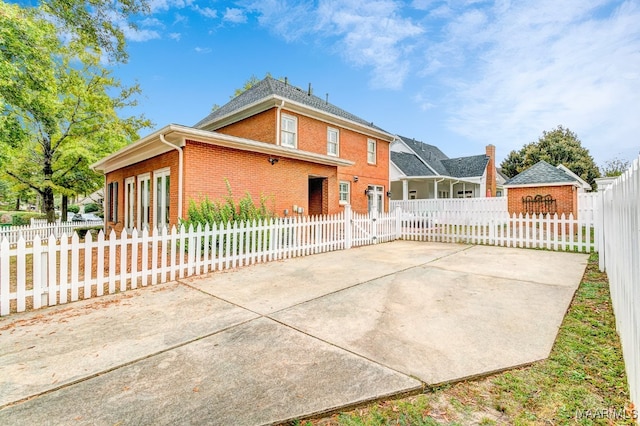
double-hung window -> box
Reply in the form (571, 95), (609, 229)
(124, 177), (135, 230)
(154, 168), (170, 230)
(367, 139), (377, 164)
(281, 114), (297, 148)
(106, 181), (118, 223)
(137, 173), (151, 230)
(327, 127), (339, 156)
(339, 181), (350, 205)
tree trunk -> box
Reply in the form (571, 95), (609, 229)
(15, 197), (20, 211)
(43, 143), (56, 224)
(61, 194), (68, 222)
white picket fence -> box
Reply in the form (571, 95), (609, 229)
(1, 203), (600, 317)
(391, 197), (508, 218)
(401, 210), (596, 253)
(0, 221), (104, 246)
(599, 155), (640, 411)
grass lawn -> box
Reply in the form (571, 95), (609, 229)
(300, 253), (634, 425)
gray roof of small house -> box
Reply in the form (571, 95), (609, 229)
(392, 135), (489, 179)
(391, 152), (435, 176)
(194, 76), (389, 134)
(504, 160), (579, 185)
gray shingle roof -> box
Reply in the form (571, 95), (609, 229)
(397, 135), (449, 175)
(504, 160), (579, 185)
(194, 76), (389, 134)
(393, 135), (489, 179)
(391, 152), (435, 176)
(442, 154), (490, 178)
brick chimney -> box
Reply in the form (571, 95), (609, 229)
(485, 144), (496, 197)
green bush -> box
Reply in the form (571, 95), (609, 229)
(180, 181), (274, 254)
(67, 204), (80, 214)
(12, 212), (46, 226)
(84, 203), (101, 213)
(75, 226), (103, 239)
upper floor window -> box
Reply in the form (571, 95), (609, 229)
(327, 127), (339, 156)
(281, 114), (297, 148)
(367, 139), (377, 164)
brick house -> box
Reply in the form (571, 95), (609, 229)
(504, 160), (591, 217)
(91, 77), (394, 232)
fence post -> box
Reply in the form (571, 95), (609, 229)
(344, 204), (352, 250)
(598, 190), (606, 271)
(395, 206), (402, 240)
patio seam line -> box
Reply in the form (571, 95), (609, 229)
(175, 279), (267, 318)
(265, 243), (475, 317)
(264, 314), (426, 386)
(0, 315), (259, 411)
(423, 263), (588, 289)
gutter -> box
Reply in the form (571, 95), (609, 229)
(159, 133), (183, 221)
(276, 100), (285, 146)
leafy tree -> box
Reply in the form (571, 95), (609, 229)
(231, 73), (285, 98)
(600, 157), (631, 177)
(500, 125), (600, 187)
(0, 3), (150, 222)
(39, 0), (150, 63)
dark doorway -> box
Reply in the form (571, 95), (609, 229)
(308, 177), (327, 216)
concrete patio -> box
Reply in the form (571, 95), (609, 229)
(0, 241), (588, 425)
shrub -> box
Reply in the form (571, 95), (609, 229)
(75, 226), (103, 239)
(180, 181), (274, 254)
(68, 205), (80, 214)
(84, 203), (101, 213)
(11, 212), (46, 226)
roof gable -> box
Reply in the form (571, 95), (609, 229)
(194, 76), (390, 135)
(504, 160), (580, 186)
(390, 152), (435, 176)
(397, 135), (449, 175)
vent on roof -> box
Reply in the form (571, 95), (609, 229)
(308, 83), (312, 96)
(284, 77), (288, 86)
(325, 93), (329, 104)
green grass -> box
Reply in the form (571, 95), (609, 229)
(305, 253), (634, 426)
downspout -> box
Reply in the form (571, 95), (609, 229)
(159, 134), (183, 221)
(275, 100), (285, 145)
(434, 177), (445, 199)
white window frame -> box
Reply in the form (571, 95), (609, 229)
(137, 173), (151, 231)
(339, 181), (350, 205)
(281, 114), (297, 148)
(367, 139), (377, 164)
(154, 168), (170, 230)
(327, 127), (339, 156)
(124, 177), (135, 230)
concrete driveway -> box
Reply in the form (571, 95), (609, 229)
(0, 241), (588, 425)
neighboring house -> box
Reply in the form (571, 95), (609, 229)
(91, 77), (394, 232)
(389, 136), (499, 200)
(76, 189), (103, 212)
(503, 160), (586, 217)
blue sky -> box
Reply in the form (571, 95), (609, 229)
(109, 0), (639, 166)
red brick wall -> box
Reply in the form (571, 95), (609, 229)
(213, 107), (391, 213)
(215, 109), (277, 143)
(507, 185), (578, 217)
(183, 140), (339, 217)
(104, 150), (180, 233)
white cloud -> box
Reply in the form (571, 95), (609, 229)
(242, 0), (424, 89)
(168, 32), (181, 41)
(140, 17), (165, 28)
(194, 6), (218, 19)
(420, 0), (640, 162)
(147, 0), (194, 13)
(194, 46), (212, 53)
(223, 7), (247, 23)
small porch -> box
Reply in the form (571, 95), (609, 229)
(390, 176), (484, 200)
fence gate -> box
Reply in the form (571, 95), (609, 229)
(350, 209), (397, 247)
